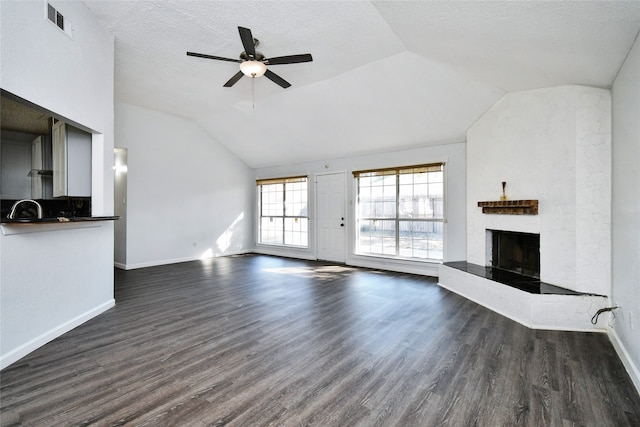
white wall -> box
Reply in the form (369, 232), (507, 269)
(467, 86), (611, 296)
(0, 1), (115, 368)
(610, 33), (640, 392)
(253, 142), (467, 276)
(114, 102), (254, 269)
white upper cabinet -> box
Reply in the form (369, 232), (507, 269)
(52, 121), (91, 197)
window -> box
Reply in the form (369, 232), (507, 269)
(354, 164), (444, 261)
(257, 176), (308, 247)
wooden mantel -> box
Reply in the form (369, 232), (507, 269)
(477, 199), (539, 215)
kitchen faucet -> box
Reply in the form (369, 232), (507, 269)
(7, 199), (43, 219)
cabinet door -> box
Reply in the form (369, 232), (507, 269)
(52, 121), (67, 197)
(66, 125), (91, 197)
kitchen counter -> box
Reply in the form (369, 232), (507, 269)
(1, 216), (118, 235)
(1, 216), (118, 224)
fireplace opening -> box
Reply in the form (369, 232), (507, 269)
(489, 230), (540, 278)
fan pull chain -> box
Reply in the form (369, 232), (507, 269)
(252, 77), (255, 109)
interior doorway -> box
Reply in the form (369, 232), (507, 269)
(114, 147), (127, 268)
(316, 172), (346, 262)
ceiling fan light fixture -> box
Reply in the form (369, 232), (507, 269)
(187, 26), (312, 88)
(240, 60), (267, 78)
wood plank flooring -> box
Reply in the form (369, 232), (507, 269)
(1, 254), (639, 426)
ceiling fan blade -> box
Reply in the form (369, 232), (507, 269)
(223, 71), (245, 87)
(238, 26), (256, 59)
(266, 54), (313, 65)
(264, 69), (291, 88)
(187, 52), (242, 63)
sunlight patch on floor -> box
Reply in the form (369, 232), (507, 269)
(263, 265), (356, 279)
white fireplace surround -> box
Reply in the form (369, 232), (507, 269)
(440, 85), (612, 332)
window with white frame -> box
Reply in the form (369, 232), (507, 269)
(354, 163), (444, 261)
(257, 176), (308, 247)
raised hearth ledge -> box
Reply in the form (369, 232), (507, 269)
(438, 263), (608, 332)
(444, 261), (605, 296)
(477, 199), (538, 215)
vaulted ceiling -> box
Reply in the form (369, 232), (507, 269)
(83, 1), (640, 168)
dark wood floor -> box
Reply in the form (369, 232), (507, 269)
(2, 254), (639, 426)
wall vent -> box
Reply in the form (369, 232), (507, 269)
(46, 2), (71, 37)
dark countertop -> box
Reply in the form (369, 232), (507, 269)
(1, 216), (119, 224)
(443, 261), (605, 297)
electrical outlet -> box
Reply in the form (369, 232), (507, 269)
(630, 311), (635, 330)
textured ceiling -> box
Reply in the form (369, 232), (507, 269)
(83, 0), (640, 168)
(1, 95), (51, 135)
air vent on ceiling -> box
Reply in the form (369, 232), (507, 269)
(46, 3), (71, 37)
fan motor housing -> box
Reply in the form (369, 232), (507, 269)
(240, 51), (265, 61)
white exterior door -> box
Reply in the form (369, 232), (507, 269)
(316, 172), (346, 262)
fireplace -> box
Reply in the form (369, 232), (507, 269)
(488, 230), (540, 278)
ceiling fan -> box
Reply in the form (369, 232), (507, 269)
(187, 26), (313, 89)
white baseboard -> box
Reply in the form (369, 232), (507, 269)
(0, 299), (115, 370)
(251, 249), (441, 277)
(348, 255), (440, 277)
(121, 250), (251, 270)
(123, 256), (202, 270)
(608, 327), (640, 395)
(253, 246), (317, 261)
